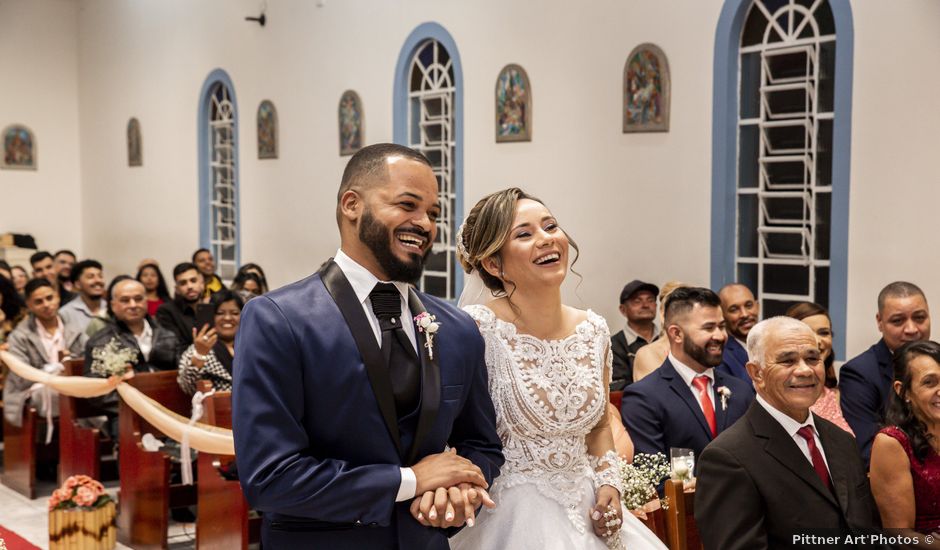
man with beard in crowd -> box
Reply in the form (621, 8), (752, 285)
(156, 262), (206, 347)
(718, 283), (760, 381)
(621, 287), (755, 462)
(232, 143), (503, 550)
(59, 260), (107, 333)
(54, 250), (77, 293)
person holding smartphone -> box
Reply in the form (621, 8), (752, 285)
(177, 289), (243, 394)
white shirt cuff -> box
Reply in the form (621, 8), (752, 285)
(395, 467), (417, 502)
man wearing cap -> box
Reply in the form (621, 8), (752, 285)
(610, 280), (659, 391)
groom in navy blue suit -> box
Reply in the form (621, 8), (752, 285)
(621, 287), (754, 465)
(232, 144), (503, 549)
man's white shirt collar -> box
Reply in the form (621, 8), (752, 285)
(334, 249), (411, 305)
(755, 393), (819, 438)
(623, 321), (660, 346)
(669, 352), (715, 388)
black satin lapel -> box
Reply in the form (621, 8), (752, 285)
(319, 261), (402, 455)
(664, 364), (712, 438)
(406, 289), (441, 465)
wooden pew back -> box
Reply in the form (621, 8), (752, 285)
(58, 359), (108, 483)
(118, 370), (196, 550)
(665, 479), (702, 550)
(1, 405), (40, 499)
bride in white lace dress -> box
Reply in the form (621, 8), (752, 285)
(444, 188), (666, 550)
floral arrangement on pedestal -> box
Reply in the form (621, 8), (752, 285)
(49, 475), (116, 549)
(619, 452), (671, 516)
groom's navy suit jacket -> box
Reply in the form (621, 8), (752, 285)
(232, 262), (504, 549)
(620, 358), (754, 465)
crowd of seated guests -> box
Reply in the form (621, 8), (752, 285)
(0, 248), (262, 419)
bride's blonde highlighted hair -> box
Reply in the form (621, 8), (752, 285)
(458, 187), (580, 297)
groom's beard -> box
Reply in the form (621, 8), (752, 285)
(359, 208), (431, 285)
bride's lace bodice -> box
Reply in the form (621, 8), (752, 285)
(464, 305), (620, 534)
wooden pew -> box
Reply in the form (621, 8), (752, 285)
(637, 503), (668, 546)
(1, 404), (41, 498)
(196, 383), (258, 549)
(664, 478), (702, 550)
(57, 358), (117, 484)
(117, 370), (196, 550)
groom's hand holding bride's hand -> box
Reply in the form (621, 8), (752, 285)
(412, 448), (487, 495)
(410, 482), (496, 529)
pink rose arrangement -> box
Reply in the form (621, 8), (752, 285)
(48, 475), (111, 511)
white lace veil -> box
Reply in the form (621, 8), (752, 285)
(455, 222), (493, 308)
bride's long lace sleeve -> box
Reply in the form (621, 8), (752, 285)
(586, 343), (622, 494)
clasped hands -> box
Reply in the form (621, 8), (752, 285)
(409, 448), (496, 529)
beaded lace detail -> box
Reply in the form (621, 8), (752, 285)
(465, 305), (617, 535)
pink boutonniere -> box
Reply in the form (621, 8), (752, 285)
(414, 312), (441, 360)
(717, 386), (732, 411)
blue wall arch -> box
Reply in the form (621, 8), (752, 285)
(393, 22), (465, 295)
(710, 0), (854, 359)
(197, 68), (241, 267)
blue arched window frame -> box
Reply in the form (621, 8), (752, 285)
(393, 22), (465, 297)
(197, 68), (241, 270)
(710, 0), (854, 358)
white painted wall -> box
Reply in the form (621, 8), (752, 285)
(6, 0), (940, 358)
(0, 0), (82, 260)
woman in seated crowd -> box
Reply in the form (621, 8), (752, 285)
(231, 270), (264, 302)
(785, 301), (854, 434)
(871, 340), (940, 541)
(177, 289), (243, 394)
(0, 273), (26, 344)
(136, 262), (171, 317)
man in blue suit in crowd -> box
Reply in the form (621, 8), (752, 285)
(232, 144), (504, 549)
(621, 287), (754, 464)
(840, 281), (930, 466)
(717, 283), (760, 382)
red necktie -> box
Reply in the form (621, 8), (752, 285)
(797, 426), (833, 491)
(692, 376), (717, 437)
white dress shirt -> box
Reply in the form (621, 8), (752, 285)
(333, 249), (418, 502)
(755, 393), (831, 475)
(133, 320), (154, 361)
(668, 352), (716, 412)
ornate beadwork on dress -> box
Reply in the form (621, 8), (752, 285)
(591, 450), (624, 495)
(465, 305), (619, 542)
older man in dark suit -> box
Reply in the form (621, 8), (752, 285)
(621, 287), (754, 463)
(696, 316), (881, 549)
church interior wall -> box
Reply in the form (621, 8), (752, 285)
(2, 0), (939, 358)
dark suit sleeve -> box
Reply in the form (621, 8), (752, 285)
(620, 386), (665, 456)
(695, 444), (768, 550)
(839, 361), (879, 464)
(232, 296), (401, 524)
(447, 329), (504, 485)
(610, 333), (629, 390)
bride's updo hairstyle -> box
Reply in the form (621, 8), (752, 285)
(458, 187), (579, 297)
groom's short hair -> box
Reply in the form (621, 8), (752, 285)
(336, 144), (431, 222)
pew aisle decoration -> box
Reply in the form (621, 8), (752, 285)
(619, 452), (671, 518)
(48, 475), (116, 549)
(0, 350), (235, 455)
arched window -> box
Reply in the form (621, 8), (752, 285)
(712, 0), (853, 357)
(198, 69), (240, 280)
(394, 23), (463, 301)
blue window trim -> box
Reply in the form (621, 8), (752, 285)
(710, 0), (854, 359)
(197, 68), (241, 267)
(392, 22), (465, 295)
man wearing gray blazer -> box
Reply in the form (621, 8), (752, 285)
(3, 278), (87, 427)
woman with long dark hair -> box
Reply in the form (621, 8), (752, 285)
(785, 301), (853, 434)
(870, 340), (940, 540)
(136, 263), (171, 317)
(0, 274), (26, 343)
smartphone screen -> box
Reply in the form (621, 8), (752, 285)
(195, 304), (215, 332)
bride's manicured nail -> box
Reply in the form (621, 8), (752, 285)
(417, 513), (424, 521)
(592, 511), (602, 521)
(446, 512), (454, 521)
(429, 509), (437, 520)
(467, 518), (475, 527)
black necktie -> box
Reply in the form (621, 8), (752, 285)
(369, 283), (420, 416)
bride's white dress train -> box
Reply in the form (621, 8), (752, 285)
(450, 306), (666, 550)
